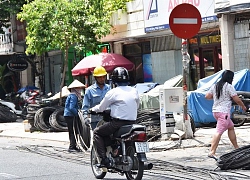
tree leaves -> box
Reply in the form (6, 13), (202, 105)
(18, 0), (110, 55)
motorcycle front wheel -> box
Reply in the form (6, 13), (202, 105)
(90, 147), (107, 179)
(125, 146), (144, 180)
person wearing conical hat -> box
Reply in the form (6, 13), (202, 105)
(64, 79), (85, 152)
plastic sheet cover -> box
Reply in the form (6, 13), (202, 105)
(188, 69), (250, 127)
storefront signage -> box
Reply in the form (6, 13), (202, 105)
(189, 35), (221, 45)
(200, 35), (221, 44)
(7, 59), (28, 72)
(143, 0), (217, 33)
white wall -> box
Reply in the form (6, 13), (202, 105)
(151, 50), (182, 84)
(234, 22), (250, 71)
(220, 14), (235, 71)
(101, 0), (146, 42)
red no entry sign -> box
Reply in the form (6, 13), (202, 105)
(169, 3), (202, 39)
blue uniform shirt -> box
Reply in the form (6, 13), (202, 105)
(82, 82), (111, 122)
(64, 93), (79, 117)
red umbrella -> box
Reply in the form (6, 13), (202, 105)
(72, 53), (135, 76)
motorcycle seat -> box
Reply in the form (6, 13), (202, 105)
(236, 91), (250, 98)
(113, 124), (146, 138)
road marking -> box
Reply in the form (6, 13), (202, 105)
(0, 173), (19, 179)
(173, 18), (198, 24)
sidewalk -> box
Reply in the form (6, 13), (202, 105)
(1, 120), (250, 172)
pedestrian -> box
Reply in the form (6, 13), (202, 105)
(64, 79), (85, 153)
(90, 67), (139, 168)
(205, 70), (247, 160)
(82, 66), (111, 130)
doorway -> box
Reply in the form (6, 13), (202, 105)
(191, 47), (222, 86)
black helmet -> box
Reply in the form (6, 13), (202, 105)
(111, 67), (129, 83)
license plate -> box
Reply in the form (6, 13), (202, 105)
(135, 142), (150, 153)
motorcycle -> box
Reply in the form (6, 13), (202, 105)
(0, 99), (20, 122)
(231, 91), (250, 127)
(0, 90), (40, 120)
(20, 89), (40, 116)
(0, 93), (25, 120)
(88, 111), (153, 180)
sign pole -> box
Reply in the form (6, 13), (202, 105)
(169, 3), (202, 139)
(181, 39), (191, 138)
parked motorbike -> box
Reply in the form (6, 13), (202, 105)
(0, 90), (41, 120)
(231, 91), (250, 127)
(88, 110), (153, 180)
(19, 89), (41, 116)
(0, 96), (25, 120)
(0, 99), (19, 122)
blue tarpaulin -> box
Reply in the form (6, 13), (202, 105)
(188, 69), (250, 127)
(17, 85), (39, 94)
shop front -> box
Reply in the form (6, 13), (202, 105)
(123, 41), (152, 85)
(188, 30), (222, 88)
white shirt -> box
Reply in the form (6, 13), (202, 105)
(92, 86), (139, 120)
(207, 82), (237, 113)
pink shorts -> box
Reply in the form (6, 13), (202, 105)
(213, 112), (234, 134)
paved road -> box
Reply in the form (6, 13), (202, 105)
(1, 122), (250, 179)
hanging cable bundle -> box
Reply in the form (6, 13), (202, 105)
(217, 144), (250, 170)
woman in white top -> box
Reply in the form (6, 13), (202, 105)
(205, 70), (246, 160)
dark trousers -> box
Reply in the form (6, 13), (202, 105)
(93, 119), (134, 158)
(64, 116), (78, 149)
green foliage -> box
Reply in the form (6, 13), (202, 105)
(105, 0), (132, 11)
(17, 0), (132, 55)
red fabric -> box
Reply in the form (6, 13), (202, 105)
(71, 53), (134, 76)
(194, 55), (207, 62)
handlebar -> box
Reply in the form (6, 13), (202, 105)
(88, 109), (111, 122)
(88, 109), (111, 115)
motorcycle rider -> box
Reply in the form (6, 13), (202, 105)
(90, 67), (140, 168)
(82, 66), (111, 130)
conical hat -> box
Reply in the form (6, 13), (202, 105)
(68, 80), (85, 89)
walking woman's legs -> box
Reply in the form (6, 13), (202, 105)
(209, 133), (222, 155)
(228, 126), (239, 149)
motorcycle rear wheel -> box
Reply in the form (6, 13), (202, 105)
(231, 112), (246, 127)
(232, 117), (246, 127)
(90, 147), (107, 179)
(125, 146), (144, 180)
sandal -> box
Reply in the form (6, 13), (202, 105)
(208, 154), (218, 161)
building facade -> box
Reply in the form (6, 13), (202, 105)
(0, 15), (34, 98)
(102, 0), (250, 89)
(215, 0), (250, 71)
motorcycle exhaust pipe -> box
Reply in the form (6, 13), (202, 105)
(144, 163), (153, 170)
